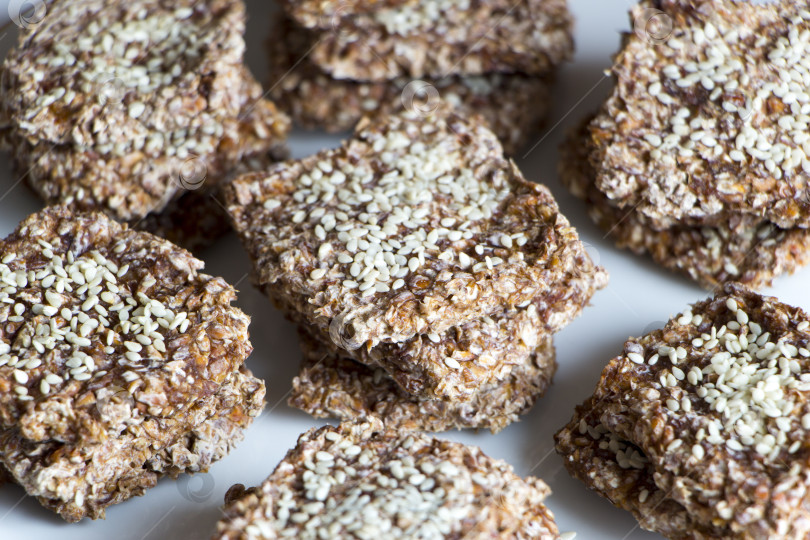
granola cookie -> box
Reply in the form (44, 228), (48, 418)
(0, 206), (265, 521)
(587, 0), (810, 229)
(0, 0), (289, 224)
(213, 419), (560, 539)
(290, 329), (555, 433)
(277, 0), (573, 81)
(560, 117), (810, 289)
(267, 18), (552, 155)
(556, 283), (810, 538)
(226, 105), (606, 406)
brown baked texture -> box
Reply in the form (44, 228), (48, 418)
(585, 0), (810, 230)
(560, 117), (810, 290)
(213, 419), (560, 539)
(278, 284), (558, 402)
(0, 206), (265, 521)
(267, 18), (552, 155)
(556, 283), (810, 539)
(289, 328), (556, 432)
(133, 150), (288, 253)
(277, 0), (574, 81)
(0, 0), (289, 224)
(225, 105), (606, 404)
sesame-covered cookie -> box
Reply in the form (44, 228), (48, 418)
(586, 0), (810, 229)
(226, 105), (605, 413)
(267, 18), (552, 155)
(213, 419), (560, 539)
(560, 118), (810, 289)
(276, 0), (574, 81)
(0, 206), (264, 521)
(0, 0), (289, 228)
(556, 283), (810, 538)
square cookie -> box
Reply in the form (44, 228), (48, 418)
(585, 0), (810, 229)
(277, 0), (573, 80)
(0, 206), (264, 521)
(226, 105), (605, 399)
(267, 18), (552, 155)
(560, 117), (810, 289)
(289, 328), (555, 433)
(556, 283), (810, 538)
(0, 0), (289, 223)
(214, 419), (560, 539)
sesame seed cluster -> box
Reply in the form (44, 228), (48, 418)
(562, 0), (810, 289)
(561, 116), (810, 289)
(214, 419), (560, 539)
(227, 106), (606, 430)
(556, 283), (810, 538)
(267, 17), (554, 155)
(0, 0), (289, 224)
(0, 206), (264, 522)
(290, 329), (556, 433)
(278, 0), (573, 82)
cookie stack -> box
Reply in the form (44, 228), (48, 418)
(0, 0), (290, 251)
(0, 207), (265, 521)
(556, 282), (810, 538)
(268, 0), (574, 154)
(561, 0), (810, 290)
(226, 104), (606, 433)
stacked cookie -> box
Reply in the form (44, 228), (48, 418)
(268, 0), (574, 154)
(556, 283), (810, 538)
(214, 419), (561, 539)
(0, 0), (290, 251)
(226, 104), (606, 433)
(0, 207), (265, 521)
(561, 0), (810, 289)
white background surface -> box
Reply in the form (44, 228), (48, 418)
(0, 1), (808, 539)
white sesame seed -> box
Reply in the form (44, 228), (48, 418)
(627, 353), (644, 364)
(128, 102), (146, 119)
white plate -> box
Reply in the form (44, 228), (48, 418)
(0, 1), (808, 539)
